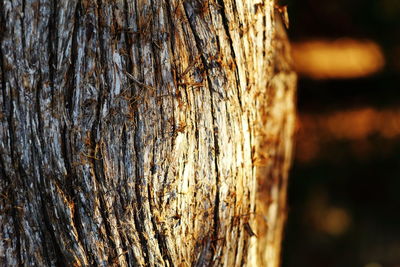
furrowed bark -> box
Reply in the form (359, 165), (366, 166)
(0, 0), (296, 266)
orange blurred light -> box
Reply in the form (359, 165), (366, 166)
(305, 193), (352, 236)
(296, 107), (400, 162)
(292, 38), (385, 79)
(321, 207), (352, 236)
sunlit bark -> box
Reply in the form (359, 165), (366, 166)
(0, 0), (295, 266)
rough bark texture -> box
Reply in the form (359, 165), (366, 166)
(0, 0), (295, 266)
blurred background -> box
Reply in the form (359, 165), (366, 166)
(280, 0), (400, 267)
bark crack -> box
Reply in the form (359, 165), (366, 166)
(130, 1), (152, 264)
(65, 3), (80, 117)
(89, 2), (123, 264)
(0, 21), (22, 266)
(182, 2), (221, 263)
(39, 188), (68, 266)
(118, 124), (132, 265)
(215, 0), (243, 111)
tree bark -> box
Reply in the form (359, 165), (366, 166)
(0, 0), (296, 266)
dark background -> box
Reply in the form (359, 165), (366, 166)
(281, 0), (400, 267)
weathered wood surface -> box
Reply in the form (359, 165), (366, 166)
(0, 0), (295, 266)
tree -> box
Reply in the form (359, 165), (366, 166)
(0, 0), (296, 266)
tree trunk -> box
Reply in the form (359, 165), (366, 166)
(0, 0), (296, 266)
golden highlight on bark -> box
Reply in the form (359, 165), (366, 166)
(0, 0), (296, 266)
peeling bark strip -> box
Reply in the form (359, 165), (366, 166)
(0, 0), (295, 266)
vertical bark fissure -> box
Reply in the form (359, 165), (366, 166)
(162, 1), (182, 204)
(31, 78), (60, 266)
(16, 166), (35, 261)
(132, 95), (151, 264)
(90, 128), (119, 263)
(182, 3), (221, 261)
(132, 137), (151, 264)
(123, 0), (135, 99)
(262, 14), (267, 58)
(20, 0), (26, 58)
(9, 172), (21, 267)
(117, 4), (138, 262)
(38, 189), (67, 266)
(0, 44), (22, 267)
(65, 2), (88, 254)
(148, 176), (174, 266)
(93, 2), (119, 261)
(164, 0), (185, 152)
(148, 135), (173, 266)
(119, 5), (146, 263)
(245, 115), (254, 255)
(65, 3), (80, 117)
(61, 129), (84, 247)
(118, 124), (132, 265)
(210, 101), (221, 258)
(40, 3), (57, 261)
(215, 0), (243, 110)
(146, 3), (175, 265)
(34, 2), (67, 263)
(232, 216), (241, 267)
(148, 134), (164, 255)
(0, 8), (20, 265)
(129, 1), (152, 264)
(114, 1), (151, 263)
(0, 160), (21, 266)
(48, 0), (57, 104)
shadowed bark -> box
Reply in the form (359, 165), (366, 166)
(0, 0), (296, 266)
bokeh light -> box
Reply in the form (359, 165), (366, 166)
(292, 39), (385, 79)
